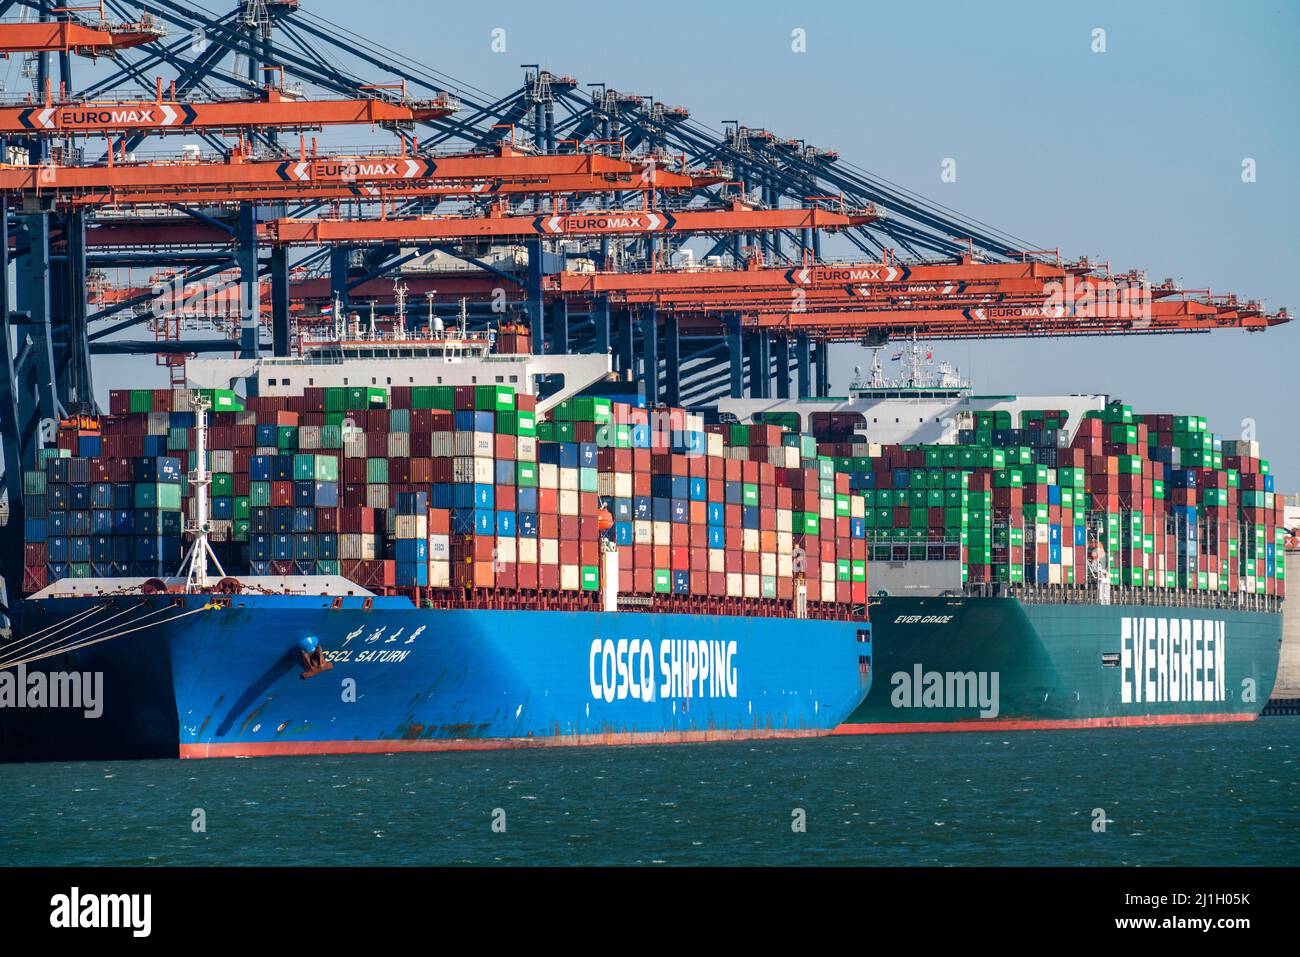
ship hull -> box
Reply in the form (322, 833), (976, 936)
(1, 593), (870, 762)
(835, 596), (1280, 734)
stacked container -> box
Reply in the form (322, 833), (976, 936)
(21, 438), (183, 589)
(25, 385), (873, 621)
(821, 400), (1284, 598)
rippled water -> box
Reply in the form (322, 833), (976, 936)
(2, 717), (1297, 866)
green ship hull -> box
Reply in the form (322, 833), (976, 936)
(837, 596), (1282, 734)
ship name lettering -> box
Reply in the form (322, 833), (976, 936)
(1121, 617), (1225, 704)
(588, 638), (738, 703)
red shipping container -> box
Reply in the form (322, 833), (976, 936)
(22, 566), (48, 593)
(271, 482), (294, 506)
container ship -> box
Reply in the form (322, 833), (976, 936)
(718, 342), (1284, 733)
(0, 327), (872, 762)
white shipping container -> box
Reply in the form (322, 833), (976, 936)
(820, 498), (835, 520)
(516, 436), (537, 461)
(558, 489), (579, 516)
(743, 573), (760, 599)
(210, 449), (234, 472)
(343, 434), (367, 459)
(708, 548), (724, 573)
(339, 534), (379, 561)
(725, 572), (743, 597)
(539, 538), (559, 565)
(560, 564), (580, 591)
(706, 433), (725, 457)
(496, 537), (517, 563)
(429, 560), (451, 589)
(597, 472), (633, 498)
(451, 431), (493, 457)
(559, 467), (578, 491)
(742, 528), (759, 553)
(429, 534), (450, 560)
(393, 515), (428, 539)
(633, 521), (653, 545)
(517, 537), (538, 564)
(850, 497), (865, 518)
(299, 426), (320, 450)
(366, 484), (388, 509)
(538, 463), (559, 489)
(652, 520), (671, 545)
(452, 456), (495, 484)
(778, 553), (792, 578)
(777, 510), (792, 533)
(147, 412), (169, 436)
(760, 552), (776, 577)
(778, 530), (793, 555)
(431, 432), (456, 457)
(387, 432), (411, 458)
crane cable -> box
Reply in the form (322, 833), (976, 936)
(0, 603), (221, 671)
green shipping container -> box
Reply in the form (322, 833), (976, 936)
(475, 385), (515, 412)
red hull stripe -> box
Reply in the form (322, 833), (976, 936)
(180, 727), (826, 758)
(833, 712), (1258, 735)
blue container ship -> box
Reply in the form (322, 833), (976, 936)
(1, 580), (871, 761)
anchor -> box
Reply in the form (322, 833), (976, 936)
(296, 635), (333, 680)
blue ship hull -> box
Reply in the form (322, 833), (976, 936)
(1, 592), (871, 761)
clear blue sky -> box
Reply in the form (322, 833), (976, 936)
(92, 0), (1300, 481)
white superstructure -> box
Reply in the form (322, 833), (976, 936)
(186, 310), (611, 415)
(718, 340), (1107, 446)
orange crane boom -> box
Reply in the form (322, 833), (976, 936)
(261, 202), (878, 245)
(0, 18), (164, 55)
(0, 86), (457, 134)
(0, 145), (723, 204)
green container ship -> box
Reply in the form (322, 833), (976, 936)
(837, 593), (1279, 733)
(718, 341), (1285, 733)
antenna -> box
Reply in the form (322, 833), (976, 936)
(393, 280), (408, 340)
(177, 392), (227, 591)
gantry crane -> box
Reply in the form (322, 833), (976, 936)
(0, 0), (1289, 622)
